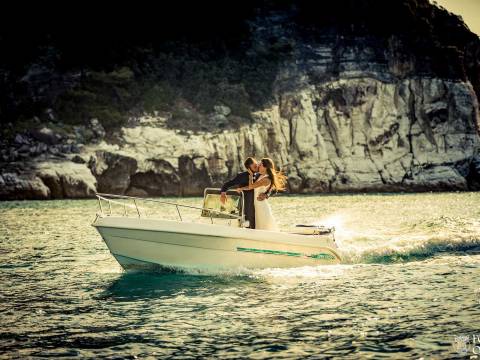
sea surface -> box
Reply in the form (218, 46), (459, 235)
(1, 192), (480, 359)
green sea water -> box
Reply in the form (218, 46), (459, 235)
(1, 192), (480, 358)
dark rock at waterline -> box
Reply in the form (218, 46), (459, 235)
(0, 161), (97, 200)
(466, 156), (480, 189)
(127, 160), (181, 196)
(0, 171), (51, 200)
(91, 151), (138, 194)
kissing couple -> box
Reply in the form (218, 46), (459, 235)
(220, 157), (287, 231)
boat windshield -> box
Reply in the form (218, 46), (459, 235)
(201, 188), (243, 220)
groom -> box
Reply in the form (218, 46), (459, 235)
(220, 157), (272, 229)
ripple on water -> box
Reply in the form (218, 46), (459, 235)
(1, 193), (480, 358)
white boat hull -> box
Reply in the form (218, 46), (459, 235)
(92, 216), (341, 271)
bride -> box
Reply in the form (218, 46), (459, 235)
(236, 158), (287, 231)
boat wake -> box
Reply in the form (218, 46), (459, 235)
(328, 213), (480, 264)
(340, 234), (480, 264)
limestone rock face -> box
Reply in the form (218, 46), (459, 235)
(0, 161), (96, 199)
(36, 162), (97, 198)
(4, 73), (478, 199)
(1, 1), (480, 199)
(277, 77), (479, 192)
(83, 76), (477, 196)
(0, 172), (51, 200)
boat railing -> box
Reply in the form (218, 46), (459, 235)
(95, 193), (244, 225)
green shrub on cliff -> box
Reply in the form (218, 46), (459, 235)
(142, 83), (177, 113)
(55, 67), (137, 130)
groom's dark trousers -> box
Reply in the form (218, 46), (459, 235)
(221, 172), (258, 229)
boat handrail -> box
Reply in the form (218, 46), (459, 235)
(96, 195), (149, 215)
(95, 192), (243, 222)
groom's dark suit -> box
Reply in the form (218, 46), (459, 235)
(221, 172), (259, 229)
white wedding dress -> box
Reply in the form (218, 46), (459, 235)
(254, 175), (279, 231)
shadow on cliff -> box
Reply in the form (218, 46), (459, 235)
(2, 0), (479, 134)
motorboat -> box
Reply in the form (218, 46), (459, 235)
(92, 189), (341, 271)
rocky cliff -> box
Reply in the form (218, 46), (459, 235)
(1, 0), (480, 199)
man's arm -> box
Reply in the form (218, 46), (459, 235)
(220, 172), (246, 193)
(237, 177), (270, 191)
(220, 172), (247, 203)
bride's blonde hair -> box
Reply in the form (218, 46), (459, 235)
(260, 158), (287, 192)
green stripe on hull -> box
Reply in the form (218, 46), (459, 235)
(237, 247), (302, 257)
(308, 253), (336, 260)
(236, 247), (336, 260)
